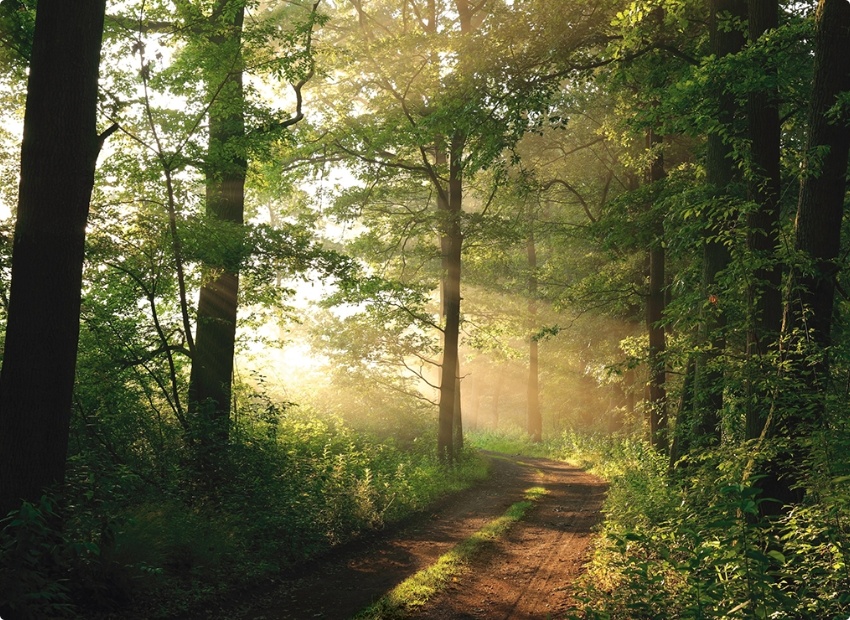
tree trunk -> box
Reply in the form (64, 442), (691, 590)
(453, 368), (463, 453)
(669, 356), (696, 470)
(745, 0), (783, 440)
(693, 0), (747, 447)
(769, 0), (850, 512)
(647, 244), (666, 450)
(492, 366), (503, 429)
(785, 0), (850, 387)
(187, 2), (247, 458)
(526, 216), (542, 442)
(437, 135), (464, 463)
(646, 128), (667, 452)
(0, 0), (107, 515)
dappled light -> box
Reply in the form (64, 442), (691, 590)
(1, 0), (849, 618)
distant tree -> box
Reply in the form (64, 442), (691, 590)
(645, 127), (667, 452)
(526, 204), (542, 442)
(0, 0), (109, 515)
(316, 0), (608, 461)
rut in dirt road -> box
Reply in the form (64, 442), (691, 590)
(192, 452), (606, 620)
(415, 456), (606, 620)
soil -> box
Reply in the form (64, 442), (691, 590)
(196, 452), (606, 620)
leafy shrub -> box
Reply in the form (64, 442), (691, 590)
(547, 433), (850, 620)
(57, 400), (488, 619)
(0, 497), (77, 620)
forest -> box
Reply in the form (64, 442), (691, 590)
(0, 0), (849, 618)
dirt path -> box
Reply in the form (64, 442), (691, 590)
(201, 452), (606, 620)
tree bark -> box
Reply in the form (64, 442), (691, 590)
(745, 0), (783, 440)
(647, 243), (667, 450)
(693, 0), (747, 447)
(785, 0), (850, 375)
(187, 1), (247, 457)
(646, 128), (667, 452)
(437, 135), (464, 463)
(526, 214), (542, 442)
(0, 0), (107, 515)
(669, 356), (696, 470)
(768, 0), (850, 512)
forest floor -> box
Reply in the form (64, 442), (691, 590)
(193, 452), (606, 620)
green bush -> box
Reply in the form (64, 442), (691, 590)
(50, 400), (486, 619)
(546, 433), (850, 620)
(0, 497), (77, 620)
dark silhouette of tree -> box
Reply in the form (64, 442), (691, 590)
(770, 0), (850, 512)
(0, 0), (109, 515)
(693, 0), (746, 448)
(745, 0), (783, 442)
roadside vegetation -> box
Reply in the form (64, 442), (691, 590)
(1, 403), (487, 620)
(469, 428), (850, 620)
(2, 0), (850, 618)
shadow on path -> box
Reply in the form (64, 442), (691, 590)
(184, 452), (606, 620)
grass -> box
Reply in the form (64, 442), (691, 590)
(466, 428), (549, 457)
(354, 486), (549, 620)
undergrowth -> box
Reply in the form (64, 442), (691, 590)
(466, 428), (549, 457)
(546, 431), (850, 619)
(0, 406), (488, 620)
(468, 428), (850, 619)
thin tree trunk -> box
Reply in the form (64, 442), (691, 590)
(646, 128), (667, 452)
(669, 356), (696, 470)
(437, 135), (464, 463)
(527, 214), (542, 442)
(647, 244), (666, 450)
(0, 0), (107, 515)
(492, 366), (504, 429)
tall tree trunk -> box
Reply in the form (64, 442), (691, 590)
(0, 0), (107, 515)
(434, 0), (475, 462)
(745, 0), (783, 441)
(785, 0), (850, 393)
(769, 0), (850, 511)
(647, 243), (666, 450)
(692, 0), (747, 447)
(187, 2), (247, 458)
(437, 135), (464, 463)
(527, 214), (542, 442)
(646, 128), (667, 452)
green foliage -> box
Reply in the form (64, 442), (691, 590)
(38, 389), (486, 619)
(467, 428), (549, 458)
(0, 0), (34, 69)
(0, 498), (76, 620)
(546, 434), (850, 620)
